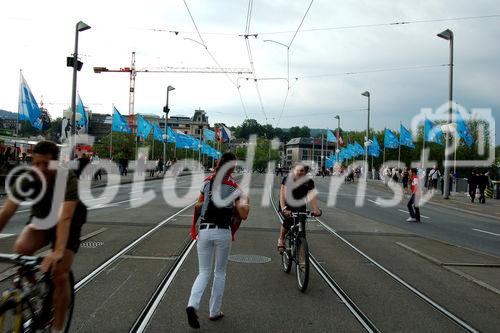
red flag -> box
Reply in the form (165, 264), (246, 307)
(336, 128), (344, 146)
(215, 127), (220, 142)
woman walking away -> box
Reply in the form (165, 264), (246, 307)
(186, 152), (250, 329)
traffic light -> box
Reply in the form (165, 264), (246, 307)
(67, 57), (83, 71)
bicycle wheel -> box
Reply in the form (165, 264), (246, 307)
(295, 236), (310, 292)
(281, 235), (292, 273)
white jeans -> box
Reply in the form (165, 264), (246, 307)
(187, 228), (232, 317)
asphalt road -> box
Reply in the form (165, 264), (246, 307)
(0, 172), (498, 332)
(312, 176), (500, 257)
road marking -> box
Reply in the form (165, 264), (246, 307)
(122, 255), (178, 260)
(0, 233), (14, 239)
(472, 228), (500, 238)
(367, 199), (381, 205)
(75, 201), (196, 292)
(397, 209), (430, 219)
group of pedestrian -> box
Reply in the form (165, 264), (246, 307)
(468, 170), (490, 203)
(381, 166), (401, 186)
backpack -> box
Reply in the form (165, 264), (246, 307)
(201, 178), (234, 228)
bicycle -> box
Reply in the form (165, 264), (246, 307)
(281, 211), (319, 292)
(0, 254), (74, 333)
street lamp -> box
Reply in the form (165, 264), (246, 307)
(437, 28), (454, 199)
(361, 91), (370, 180)
(69, 21), (90, 156)
(334, 115), (340, 163)
(163, 85), (175, 170)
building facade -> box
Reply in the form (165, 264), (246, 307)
(284, 137), (336, 168)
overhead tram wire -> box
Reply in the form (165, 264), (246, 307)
(144, 13), (500, 37)
(296, 64), (448, 79)
(275, 0), (314, 128)
(234, 63), (447, 82)
(182, 0), (249, 119)
(243, 0), (269, 122)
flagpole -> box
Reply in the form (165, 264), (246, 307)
(398, 122), (402, 169)
(110, 129), (113, 160)
(17, 69), (22, 137)
(422, 119), (426, 169)
(136, 135), (139, 159)
(152, 136), (155, 160)
(453, 132), (457, 175)
(320, 131), (324, 170)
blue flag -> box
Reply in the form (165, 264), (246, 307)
(167, 127), (177, 143)
(137, 115), (153, 139)
(325, 156), (334, 169)
(76, 95), (87, 130)
(455, 112), (474, 148)
(347, 144), (355, 159)
(368, 135), (380, 157)
(18, 73), (43, 130)
(424, 119), (443, 145)
(191, 137), (201, 151)
(201, 142), (211, 155)
(175, 132), (193, 149)
(339, 148), (347, 161)
(399, 124), (415, 148)
(112, 106), (131, 133)
(153, 124), (164, 142)
(204, 128), (216, 142)
(384, 129), (399, 149)
(326, 130), (337, 143)
(354, 141), (365, 157)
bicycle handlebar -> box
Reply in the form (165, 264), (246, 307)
(290, 209), (322, 218)
(0, 253), (43, 266)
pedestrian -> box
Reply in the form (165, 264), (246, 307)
(477, 170), (488, 204)
(186, 152), (250, 329)
(468, 170), (478, 203)
(402, 167), (409, 194)
(157, 158), (164, 176)
(406, 167), (421, 223)
(428, 165), (441, 190)
(392, 168), (399, 183)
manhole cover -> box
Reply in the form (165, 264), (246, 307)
(80, 241), (104, 248)
(228, 254), (271, 264)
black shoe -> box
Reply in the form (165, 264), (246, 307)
(186, 306), (200, 329)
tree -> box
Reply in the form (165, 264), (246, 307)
(299, 126), (310, 138)
(234, 138), (280, 172)
(289, 126), (301, 138)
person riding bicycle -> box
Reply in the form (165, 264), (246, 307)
(278, 163), (321, 253)
(0, 141), (86, 333)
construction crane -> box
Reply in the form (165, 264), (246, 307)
(93, 52), (252, 132)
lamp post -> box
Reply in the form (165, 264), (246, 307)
(437, 28), (454, 199)
(334, 115), (340, 163)
(163, 85), (175, 170)
(69, 21), (90, 157)
(361, 91), (370, 180)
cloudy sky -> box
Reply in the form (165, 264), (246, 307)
(1, 0), (499, 142)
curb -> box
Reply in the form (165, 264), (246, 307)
(424, 200), (500, 221)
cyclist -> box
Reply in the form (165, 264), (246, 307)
(278, 163), (321, 253)
(0, 141), (86, 333)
